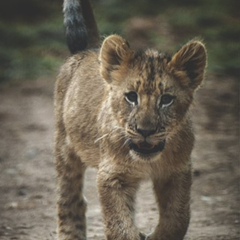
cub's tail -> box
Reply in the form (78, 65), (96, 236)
(63, 0), (99, 54)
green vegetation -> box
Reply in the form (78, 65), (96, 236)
(0, 20), (66, 81)
(0, 0), (239, 82)
(166, 0), (240, 76)
(94, 0), (239, 77)
(0, 0), (66, 82)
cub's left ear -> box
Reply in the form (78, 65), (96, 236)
(99, 34), (132, 83)
(169, 41), (207, 89)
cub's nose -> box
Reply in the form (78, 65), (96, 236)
(136, 128), (156, 138)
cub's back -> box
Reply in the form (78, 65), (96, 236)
(55, 50), (106, 165)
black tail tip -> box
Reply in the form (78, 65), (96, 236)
(66, 27), (88, 54)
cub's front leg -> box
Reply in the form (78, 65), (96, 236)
(147, 170), (192, 240)
(97, 167), (144, 240)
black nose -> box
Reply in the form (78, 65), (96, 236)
(136, 128), (156, 138)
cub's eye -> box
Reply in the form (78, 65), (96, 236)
(125, 91), (138, 105)
(160, 94), (175, 108)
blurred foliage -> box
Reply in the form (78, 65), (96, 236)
(0, 0), (67, 82)
(0, 0), (239, 82)
(166, 0), (240, 76)
(94, 0), (240, 77)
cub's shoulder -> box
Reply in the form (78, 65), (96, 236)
(61, 49), (99, 73)
(56, 49), (100, 91)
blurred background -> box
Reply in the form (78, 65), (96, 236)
(0, 0), (239, 82)
(0, 1), (239, 239)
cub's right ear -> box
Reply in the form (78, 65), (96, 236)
(99, 35), (132, 83)
(169, 40), (207, 90)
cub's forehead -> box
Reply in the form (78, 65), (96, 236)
(129, 49), (173, 95)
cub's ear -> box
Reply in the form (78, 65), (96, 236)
(99, 34), (132, 83)
(169, 41), (207, 90)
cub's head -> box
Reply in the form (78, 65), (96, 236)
(99, 35), (207, 160)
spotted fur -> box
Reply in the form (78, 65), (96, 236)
(55, 1), (207, 240)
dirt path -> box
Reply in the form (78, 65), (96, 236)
(0, 72), (239, 240)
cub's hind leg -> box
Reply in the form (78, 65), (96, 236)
(56, 140), (87, 240)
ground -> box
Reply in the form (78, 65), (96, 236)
(0, 20), (239, 240)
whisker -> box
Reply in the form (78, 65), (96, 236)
(95, 126), (126, 144)
(115, 135), (127, 145)
(94, 133), (109, 143)
(121, 138), (130, 149)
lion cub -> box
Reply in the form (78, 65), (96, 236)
(55, 0), (207, 239)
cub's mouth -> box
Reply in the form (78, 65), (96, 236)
(128, 140), (165, 157)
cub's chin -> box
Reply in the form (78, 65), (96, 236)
(128, 140), (166, 160)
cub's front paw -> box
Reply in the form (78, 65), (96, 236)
(145, 232), (159, 240)
(140, 232), (147, 240)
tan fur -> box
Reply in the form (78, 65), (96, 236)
(55, 35), (207, 240)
